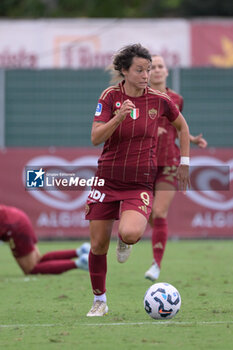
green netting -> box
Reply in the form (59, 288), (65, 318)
(5, 69), (110, 146)
(180, 68), (233, 147)
(4, 68), (233, 147)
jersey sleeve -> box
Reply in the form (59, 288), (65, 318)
(179, 96), (184, 112)
(163, 97), (180, 122)
(93, 89), (113, 123)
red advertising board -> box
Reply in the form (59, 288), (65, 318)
(167, 148), (233, 238)
(0, 148), (101, 239)
(0, 147), (232, 239)
(191, 21), (233, 67)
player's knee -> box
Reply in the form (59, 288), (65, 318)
(119, 228), (142, 244)
(90, 241), (108, 255)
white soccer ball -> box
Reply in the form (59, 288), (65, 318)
(143, 282), (181, 320)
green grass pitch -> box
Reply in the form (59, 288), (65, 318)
(0, 239), (233, 350)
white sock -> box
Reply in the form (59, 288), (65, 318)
(94, 293), (107, 303)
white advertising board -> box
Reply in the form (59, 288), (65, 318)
(0, 19), (190, 68)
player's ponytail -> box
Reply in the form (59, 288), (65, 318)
(105, 64), (123, 85)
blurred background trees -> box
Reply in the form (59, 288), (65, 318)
(0, 0), (233, 18)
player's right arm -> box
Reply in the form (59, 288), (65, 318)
(91, 99), (135, 146)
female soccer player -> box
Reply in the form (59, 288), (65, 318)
(85, 44), (190, 316)
(0, 204), (90, 274)
(144, 55), (207, 281)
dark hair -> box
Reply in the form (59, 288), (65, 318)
(113, 44), (152, 78)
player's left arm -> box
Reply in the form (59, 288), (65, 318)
(189, 133), (208, 148)
(171, 113), (191, 192)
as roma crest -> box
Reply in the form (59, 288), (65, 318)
(148, 108), (157, 120)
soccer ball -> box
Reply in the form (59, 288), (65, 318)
(143, 282), (181, 320)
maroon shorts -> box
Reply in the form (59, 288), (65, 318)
(7, 214), (38, 258)
(85, 178), (153, 220)
(155, 165), (179, 190)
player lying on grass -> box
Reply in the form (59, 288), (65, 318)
(0, 204), (90, 275)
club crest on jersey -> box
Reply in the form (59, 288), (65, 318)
(130, 108), (139, 120)
(95, 103), (102, 116)
(148, 108), (157, 120)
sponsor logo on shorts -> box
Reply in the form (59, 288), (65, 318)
(88, 189), (106, 202)
(95, 103), (102, 116)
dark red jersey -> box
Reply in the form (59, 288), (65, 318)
(0, 205), (37, 257)
(93, 82), (179, 183)
(156, 88), (183, 166)
(0, 205), (35, 242)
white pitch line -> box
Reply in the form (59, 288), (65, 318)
(83, 320), (233, 327)
(0, 324), (60, 328)
(2, 277), (38, 283)
(0, 320), (233, 328)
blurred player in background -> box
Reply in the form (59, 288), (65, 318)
(144, 55), (208, 281)
(85, 44), (190, 316)
(0, 204), (90, 275)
